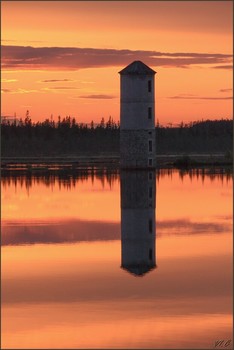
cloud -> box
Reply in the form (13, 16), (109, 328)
(212, 65), (233, 69)
(1, 88), (37, 94)
(42, 86), (79, 91)
(40, 79), (75, 82)
(1, 88), (12, 93)
(2, 39), (47, 43)
(220, 88), (232, 92)
(168, 94), (233, 100)
(79, 94), (116, 99)
(40, 86), (80, 93)
(1, 79), (18, 82)
(1, 45), (233, 70)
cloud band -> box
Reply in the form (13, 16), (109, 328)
(2, 45), (233, 70)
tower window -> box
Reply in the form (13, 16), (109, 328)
(148, 80), (152, 92)
(148, 172), (153, 180)
(149, 219), (153, 233)
(149, 249), (153, 261)
(149, 186), (152, 199)
(148, 107), (152, 119)
(148, 158), (152, 167)
(149, 140), (152, 152)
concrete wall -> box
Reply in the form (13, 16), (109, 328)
(120, 75), (155, 103)
(120, 74), (155, 130)
(120, 72), (156, 168)
(120, 130), (156, 168)
(120, 102), (155, 129)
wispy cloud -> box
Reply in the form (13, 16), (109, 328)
(212, 65), (233, 69)
(220, 88), (232, 92)
(1, 88), (12, 93)
(2, 39), (47, 43)
(40, 79), (75, 83)
(1, 88), (37, 94)
(1, 45), (232, 70)
(168, 94), (233, 100)
(1, 79), (18, 83)
(40, 86), (80, 94)
(42, 86), (79, 91)
(79, 94), (116, 99)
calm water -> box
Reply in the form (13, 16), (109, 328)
(1, 168), (233, 349)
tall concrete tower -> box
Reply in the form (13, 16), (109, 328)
(120, 170), (156, 277)
(119, 61), (156, 169)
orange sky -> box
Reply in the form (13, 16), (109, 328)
(1, 1), (233, 125)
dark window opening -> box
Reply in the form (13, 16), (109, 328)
(148, 172), (152, 180)
(148, 80), (152, 92)
(148, 131), (152, 135)
(148, 107), (152, 119)
(149, 219), (153, 233)
(149, 140), (152, 152)
(148, 158), (152, 167)
(149, 186), (152, 199)
(149, 249), (153, 260)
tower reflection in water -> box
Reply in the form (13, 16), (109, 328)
(120, 170), (156, 277)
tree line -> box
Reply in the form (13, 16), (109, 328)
(1, 113), (233, 157)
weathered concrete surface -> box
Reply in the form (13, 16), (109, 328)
(120, 130), (156, 168)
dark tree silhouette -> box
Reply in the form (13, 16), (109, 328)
(1, 116), (232, 157)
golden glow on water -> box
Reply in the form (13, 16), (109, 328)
(1, 176), (120, 222)
(2, 236), (232, 349)
(1, 170), (233, 349)
(2, 305), (232, 349)
(1, 170), (232, 223)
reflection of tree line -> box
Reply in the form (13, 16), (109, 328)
(1, 116), (232, 156)
(1, 168), (232, 191)
(1, 168), (119, 190)
(157, 168), (233, 184)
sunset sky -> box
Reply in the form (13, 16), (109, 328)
(1, 1), (233, 125)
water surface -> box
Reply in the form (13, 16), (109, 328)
(1, 169), (233, 349)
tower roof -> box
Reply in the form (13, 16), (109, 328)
(119, 61), (156, 75)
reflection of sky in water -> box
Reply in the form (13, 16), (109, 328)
(1, 169), (233, 349)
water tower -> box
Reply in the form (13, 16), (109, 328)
(119, 61), (156, 168)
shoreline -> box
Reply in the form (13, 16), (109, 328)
(1, 154), (233, 171)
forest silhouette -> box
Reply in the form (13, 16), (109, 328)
(1, 114), (232, 157)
